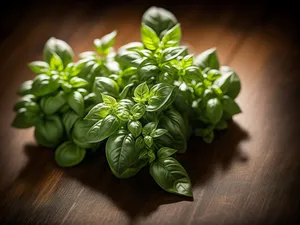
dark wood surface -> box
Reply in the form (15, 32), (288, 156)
(0, 1), (300, 224)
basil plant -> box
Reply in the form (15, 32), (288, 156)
(11, 6), (241, 197)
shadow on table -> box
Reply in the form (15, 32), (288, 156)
(6, 121), (249, 220)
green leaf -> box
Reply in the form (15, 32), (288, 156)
(222, 95), (241, 116)
(194, 47), (220, 70)
(128, 120), (142, 138)
(148, 149), (156, 164)
(67, 91), (84, 116)
(55, 141), (86, 167)
(137, 59), (160, 82)
(206, 98), (223, 124)
(130, 103), (146, 120)
(18, 80), (33, 96)
(115, 99), (134, 121)
(147, 83), (175, 112)
(157, 147), (177, 158)
(93, 77), (119, 100)
(215, 120), (228, 131)
(119, 83), (134, 99)
(134, 82), (149, 102)
(122, 67), (137, 77)
(49, 52), (64, 71)
(40, 91), (66, 115)
(62, 110), (80, 137)
(77, 88), (89, 97)
(181, 54), (193, 68)
(117, 50), (142, 67)
(72, 119), (96, 149)
(213, 72), (232, 93)
(143, 121), (158, 136)
(207, 69), (221, 81)
(150, 157), (192, 197)
(106, 129), (141, 177)
(220, 66), (241, 99)
(161, 24), (181, 48)
(152, 129), (168, 138)
(34, 115), (64, 148)
(118, 42), (143, 52)
(84, 103), (111, 121)
(203, 131), (214, 144)
(135, 136), (145, 151)
(43, 37), (74, 68)
(13, 94), (36, 111)
(11, 108), (40, 128)
(141, 23), (160, 50)
(61, 82), (73, 93)
(69, 77), (89, 88)
(101, 94), (117, 107)
(144, 135), (153, 148)
(28, 61), (50, 74)
(94, 30), (117, 55)
(184, 66), (203, 82)
(86, 114), (120, 143)
(142, 6), (178, 37)
(161, 46), (187, 63)
(31, 74), (60, 97)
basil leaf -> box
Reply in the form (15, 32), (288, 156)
(184, 66), (203, 82)
(181, 54), (193, 68)
(194, 48), (219, 70)
(134, 82), (149, 102)
(93, 77), (119, 100)
(147, 83), (175, 112)
(213, 72), (232, 94)
(13, 94), (36, 111)
(203, 131), (214, 144)
(142, 121), (158, 136)
(122, 67), (137, 77)
(148, 149), (156, 164)
(67, 91), (84, 116)
(130, 103), (146, 120)
(144, 135), (153, 147)
(62, 110), (80, 137)
(141, 23), (160, 50)
(222, 95), (241, 116)
(215, 120), (228, 131)
(157, 147), (177, 158)
(94, 30), (117, 55)
(106, 129), (141, 177)
(28, 61), (50, 74)
(101, 94), (117, 107)
(84, 103), (111, 121)
(206, 98), (223, 124)
(72, 119), (96, 149)
(115, 99), (134, 121)
(49, 52), (64, 71)
(207, 69), (221, 81)
(86, 114), (121, 143)
(161, 24), (181, 48)
(142, 6), (178, 37)
(118, 42), (143, 52)
(18, 80), (33, 96)
(119, 83), (134, 99)
(55, 141), (86, 167)
(40, 91), (66, 115)
(11, 108), (40, 128)
(150, 157), (192, 197)
(152, 128), (168, 138)
(161, 46), (187, 63)
(69, 77), (88, 88)
(117, 50), (142, 67)
(34, 115), (64, 148)
(31, 74), (60, 97)
(220, 66), (241, 99)
(128, 120), (142, 138)
(137, 59), (160, 82)
(43, 37), (74, 68)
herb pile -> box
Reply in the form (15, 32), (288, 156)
(11, 7), (241, 197)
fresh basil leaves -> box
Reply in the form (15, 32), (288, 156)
(11, 6), (242, 198)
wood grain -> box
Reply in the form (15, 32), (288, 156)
(0, 1), (299, 225)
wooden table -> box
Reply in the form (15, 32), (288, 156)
(0, 1), (299, 224)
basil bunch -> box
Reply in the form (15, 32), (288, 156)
(11, 6), (241, 197)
